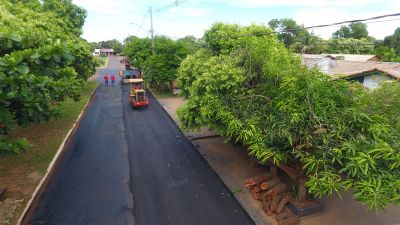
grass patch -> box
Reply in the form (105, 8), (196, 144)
(94, 56), (108, 68)
(0, 81), (98, 225)
(152, 89), (182, 99)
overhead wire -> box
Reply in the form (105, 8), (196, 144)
(155, 0), (190, 13)
(283, 12), (400, 32)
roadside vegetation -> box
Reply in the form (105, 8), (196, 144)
(176, 23), (400, 210)
(122, 20), (400, 210)
(124, 35), (201, 92)
(89, 39), (124, 55)
(0, 81), (98, 225)
(0, 0), (96, 156)
(94, 55), (108, 68)
(269, 19), (400, 61)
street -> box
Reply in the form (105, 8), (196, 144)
(28, 56), (255, 225)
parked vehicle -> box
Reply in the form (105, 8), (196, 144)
(119, 68), (142, 84)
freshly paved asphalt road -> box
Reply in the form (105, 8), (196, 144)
(28, 57), (255, 225)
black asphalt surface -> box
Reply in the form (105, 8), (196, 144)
(28, 57), (255, 225)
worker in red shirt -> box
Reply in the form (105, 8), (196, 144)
(111, 74), (116, 86)
(104, 74), (109, 86)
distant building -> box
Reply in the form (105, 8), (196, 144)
(93, 49), (100, 56)
(93, 48), (116, 56)
(100, 49), (116, 56)
(301, 54), (400, 89)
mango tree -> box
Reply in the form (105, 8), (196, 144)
(177, 23), (400, 210)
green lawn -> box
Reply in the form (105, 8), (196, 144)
(94, 56), (109, 68)
(151, 89), (182, 99)
(0, 81), (98, 224)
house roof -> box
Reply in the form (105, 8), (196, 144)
(328, 60), (400, 80)
(327, 54), (378, 62)
(300, 54), (378, 62)
(100, 48), (115, 52)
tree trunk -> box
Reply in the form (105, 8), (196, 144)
(277, 194), (292, 214)
(267, 183), (287, 196)
(298, 178), (307, 203)
(269, 194), (283, 214)
(271, 166), (278, 178)
(244, 173), (273, 187)
(260, 178), (281, 191)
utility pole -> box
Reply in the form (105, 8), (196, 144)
(149, 6), (155, 55)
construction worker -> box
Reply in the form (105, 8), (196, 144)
(104, 74), (109, 87)
(111, 74), (116, 86)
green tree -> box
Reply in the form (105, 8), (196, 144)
(332, 22), (369, 40)
(42, 0), (87, 36)
(124, 36), (190, 91)
(383, 27), (400, 55)
(268, 18), (309, 48)
(268, 18), (325, 53)
(374, 46), (400, 62)
(0, 0), (95, 155)
(124, 36), (152, 69)
(177, 35), (203, 54)
(326, 37), (374, 54)
(177, 23), (400, 210)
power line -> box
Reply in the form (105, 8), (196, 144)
(284, 12), (400, 32)
(155, 0), (190, 13)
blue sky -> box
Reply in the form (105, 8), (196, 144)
(73, 0), (400, 42)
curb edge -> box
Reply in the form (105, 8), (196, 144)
(17, 82), (99, 225)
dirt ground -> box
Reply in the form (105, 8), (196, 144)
(158, 96), (400, 225)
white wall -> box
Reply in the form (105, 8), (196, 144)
(363, 74), (393, 89)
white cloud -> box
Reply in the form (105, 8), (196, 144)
(74, 0), (400, 42)
(165, 7), (211, 17)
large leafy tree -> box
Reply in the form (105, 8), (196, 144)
(92, 39), (124, 54)
(0, 0), (95, 155)
(177, 23), (400, 210)
(332, 22), (369, 40)
(383, 27), (400, 55)
(268, 19), (326, 53)
(124, 36), (189, 91)
(326, 37), (374, 54)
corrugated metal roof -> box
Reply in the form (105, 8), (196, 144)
(327, 54), (378, 62)
(328, 60), (400, 79)
(300, 54), (378, 62)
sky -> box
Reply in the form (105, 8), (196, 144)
(72, 0), (400, 42)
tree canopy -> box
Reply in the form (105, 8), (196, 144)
(124, 35), (192, 91)
(332, 22), (369, 40)
(0, 0), (95, 155)
(89, 39), (124, 54)
(177, 23), (400, 210)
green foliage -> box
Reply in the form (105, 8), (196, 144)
(124, 36), (190, 91)
(374, 46), (400, 62)
(332, 22), (369, 40)
(90, 39), (124, 54)
(177, 49), (211, 97)
(177, 35), (203, 54)
(268, 18), (326, 54)
(326, 37), (374, 54)
(124, 36), (152, 69)
(0, 0), (95, 156)
(383, 27), (400, 55)
(178, 23), (400, 210)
